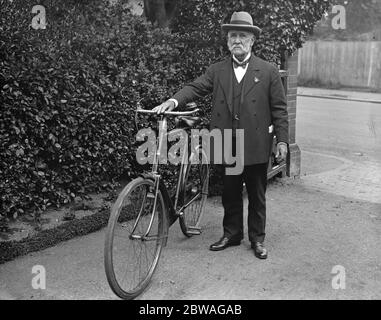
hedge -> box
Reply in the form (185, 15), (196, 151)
(0, 0), (331, 223)
(0, 206), (110, 264)
(0, 0), (186, 221)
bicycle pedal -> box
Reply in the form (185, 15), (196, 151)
(188, 226), (201, 232)
(186, 229), (201, 236)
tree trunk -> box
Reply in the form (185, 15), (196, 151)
(143, 0), (180, 28)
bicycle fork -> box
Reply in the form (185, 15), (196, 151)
(129, 175), (164, 242)
(130, 118), (169, 242)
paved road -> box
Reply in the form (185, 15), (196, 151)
(1, 96), (380, 300)
(297, 96), (381, 204)
(297, 96), (381, 161)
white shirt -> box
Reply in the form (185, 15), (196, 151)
(232, 52), (251, 83)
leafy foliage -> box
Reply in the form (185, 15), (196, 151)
(312, 0), (381, 41)
(172, 0), (332, 66)
(0, 0), (330, 221)
(0, 0), (184, 220)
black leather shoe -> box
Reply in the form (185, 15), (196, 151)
(252, 242), (268, 259)
(209, 236), (241, 251)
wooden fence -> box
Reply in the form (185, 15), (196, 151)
(298, 41), (381, 90)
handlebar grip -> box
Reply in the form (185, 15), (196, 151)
(136, 108), (200, 116)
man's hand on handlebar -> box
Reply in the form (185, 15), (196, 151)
(152, 100), (176, 114)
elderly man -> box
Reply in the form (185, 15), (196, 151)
(153, 11), (289, 259)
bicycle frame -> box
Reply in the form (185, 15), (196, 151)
(134, 110), (204, 236)
(105, 105), (210, 300)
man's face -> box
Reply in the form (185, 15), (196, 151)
(227, 30), (254, 58)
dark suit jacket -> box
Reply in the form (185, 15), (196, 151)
(173, 55), (289, 165)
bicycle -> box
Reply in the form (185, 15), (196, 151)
(104, 103), (210, 300)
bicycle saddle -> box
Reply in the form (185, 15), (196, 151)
(175, 116), (201, 129)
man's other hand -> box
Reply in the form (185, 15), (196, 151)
(275, 143), (288, 162)
(152, 100), (176, 114)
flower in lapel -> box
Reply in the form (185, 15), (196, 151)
(254, 76), (260, 83)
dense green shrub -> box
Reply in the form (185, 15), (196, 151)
(172, 0), (332, 66)
(0, 0), (330, 221)
(0, 0), (186, 219)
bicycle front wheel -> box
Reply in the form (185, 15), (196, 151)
(179, 149), (209, 237)
(104, 177), (167, 300)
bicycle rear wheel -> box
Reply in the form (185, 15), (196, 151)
(179, 149), (209, 237)
(104, 177), (167, 300)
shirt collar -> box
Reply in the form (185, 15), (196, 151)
(232, 52), (251, 66)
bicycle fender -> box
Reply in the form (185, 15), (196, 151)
(158, 180), (178, 227)
(139, 173), (178, 227)
(139, 173), (155, 181)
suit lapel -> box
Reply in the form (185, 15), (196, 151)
(243, 55), (261, 99)
(218, 58), (233, 114)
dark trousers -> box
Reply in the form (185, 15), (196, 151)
(222, 163), (268, 243)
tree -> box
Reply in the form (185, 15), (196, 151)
(312, 0), (381, 40)
(143, 0), (181, 27)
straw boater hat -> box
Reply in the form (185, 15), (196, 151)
(221, 11), (262, 37)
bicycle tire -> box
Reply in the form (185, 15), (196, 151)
(104, 177), (167, 299)
(179, 149), (209, 237)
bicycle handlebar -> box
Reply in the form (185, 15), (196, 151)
(136, 108), (200, 116)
